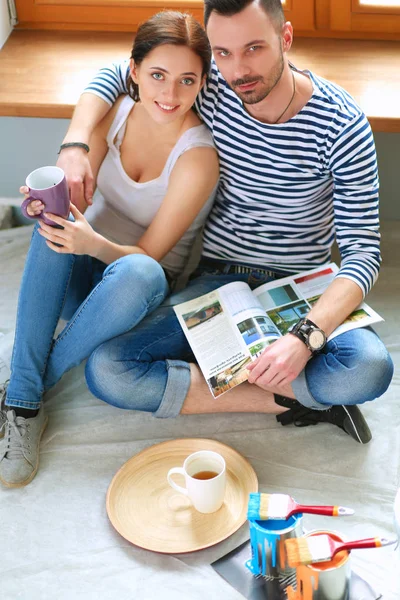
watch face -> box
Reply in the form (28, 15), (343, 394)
(309, 330), (326, 350)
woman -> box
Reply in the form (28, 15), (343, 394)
(0, 11), (219, 488)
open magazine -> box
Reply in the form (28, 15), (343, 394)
(173, 263), (383, 399)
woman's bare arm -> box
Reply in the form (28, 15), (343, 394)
(90, 146), (219, 265)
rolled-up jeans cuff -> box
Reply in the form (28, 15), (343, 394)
(5, 397), (41, 410)
(291, 368), (332, 411)
(153, 359), (191, 419)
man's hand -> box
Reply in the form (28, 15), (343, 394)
(247, 334), (311, 390)
(38, 203), (99, 256)
(56, 147), (94, 212)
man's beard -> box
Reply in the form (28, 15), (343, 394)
(230, 50), (284, 105)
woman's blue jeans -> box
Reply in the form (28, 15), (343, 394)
(85, 265), (394, 417)
(5, 223), (169, 410)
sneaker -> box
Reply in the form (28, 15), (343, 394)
(0, 380), (8, 439)
(319, 405), (372, 444)
(275, 396), (372, 444)
(0, 405), (48, 488)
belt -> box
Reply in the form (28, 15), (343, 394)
(199, 257), (289, 279)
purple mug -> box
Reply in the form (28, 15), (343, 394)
(21, 166), (70, 226)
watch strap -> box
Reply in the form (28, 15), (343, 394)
(290, 318), (326, 353)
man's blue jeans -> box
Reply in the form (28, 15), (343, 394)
(5, 223), (169, 410)
(85, 263), (394, 416)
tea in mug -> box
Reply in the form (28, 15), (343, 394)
(192, 470), (218, 480)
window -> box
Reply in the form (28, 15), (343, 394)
(13, 0), (400, 36)
(356, 0), (400, 11)
(281, 0), (315, 31)
(330, 0), (400, 34)
(14, 0), (205, 31)
(14, 0), (315, 33)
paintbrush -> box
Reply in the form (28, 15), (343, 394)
(285, 535), (396, 567)
(247, 493), (354, 521)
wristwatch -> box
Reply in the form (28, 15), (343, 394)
(290, 318), (326, 353)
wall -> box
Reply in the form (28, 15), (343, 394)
(0, 117), (398, 220)
(0, 0), (12, 49)
(374, 132), (400, 220)
(0, 117), (69, 202)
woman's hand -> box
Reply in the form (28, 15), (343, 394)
(20, 185), (44, 217)
(38, 203), (100, 256)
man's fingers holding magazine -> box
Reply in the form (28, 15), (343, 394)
(247, 334), (311, 388)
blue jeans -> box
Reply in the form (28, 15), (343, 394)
(5, 223), (169, 410)
(85, 262), (394, 416)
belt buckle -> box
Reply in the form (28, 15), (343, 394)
(230, 265), (245, 274)
(231, 264), (276, 278)
(241, 265), (253, 275)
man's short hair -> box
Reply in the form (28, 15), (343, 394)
(204, 0), (285, 31)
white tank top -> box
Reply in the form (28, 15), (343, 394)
(85, 95), (217, 277)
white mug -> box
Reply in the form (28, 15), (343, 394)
(167, 450), (226, 514)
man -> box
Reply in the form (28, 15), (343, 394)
(2, 1), (393, 474)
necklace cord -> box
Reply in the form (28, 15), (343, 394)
(274, 70), (296, 124)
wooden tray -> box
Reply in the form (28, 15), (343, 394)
(106, 438), (258, 554)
